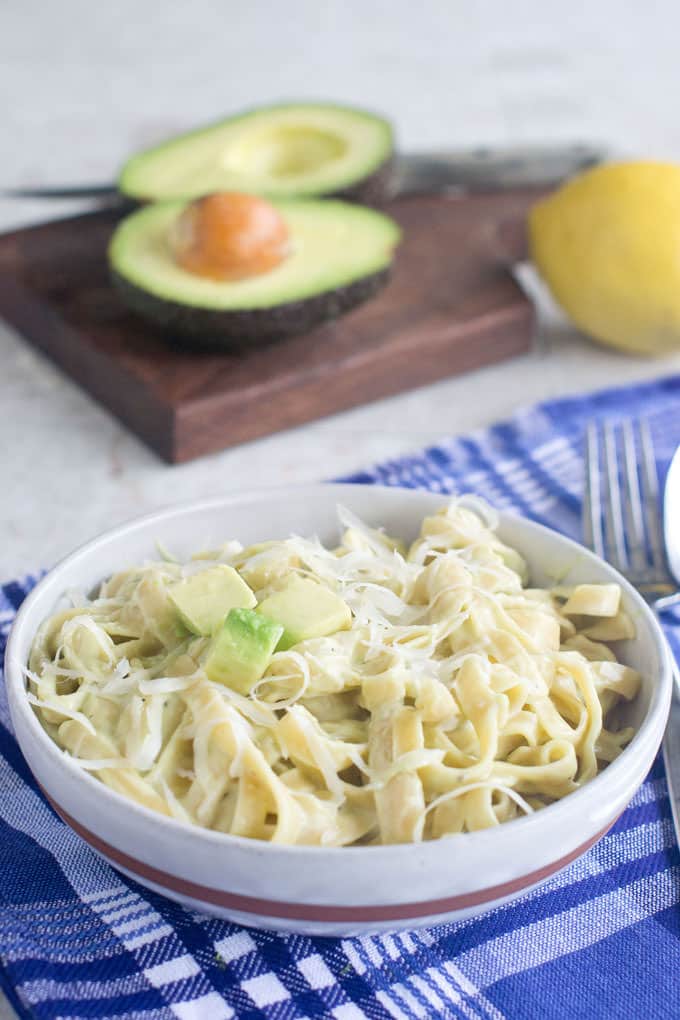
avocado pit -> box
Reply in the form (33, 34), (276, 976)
(169, 192), (290, 281)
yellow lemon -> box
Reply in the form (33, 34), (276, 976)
(529, 161), (680, 355)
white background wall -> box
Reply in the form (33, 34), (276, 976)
(1, 0), (680, 574)
(4, 0), (680, 228)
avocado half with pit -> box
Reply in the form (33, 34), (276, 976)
(118, 103), (395, 204)
(108, 197), (401, 344)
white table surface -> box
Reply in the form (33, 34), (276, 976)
(3, 1), (680, 1016)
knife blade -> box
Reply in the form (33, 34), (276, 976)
(661, 444), (680, 844)
(1, 143), (605, 202)
(663, 682), (680, 843)
(663, 445), (680, 590)
(390, 142), (603, 196)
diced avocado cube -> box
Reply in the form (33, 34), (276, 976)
(205, 608), (283, 694)
(256, 575), (352, 651)
(169, 565), (256, 636)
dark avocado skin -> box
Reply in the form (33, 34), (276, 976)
(332, 155), (395, 206)
(111, 266), (391, 348)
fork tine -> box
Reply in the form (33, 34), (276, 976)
(584, 422), (605, 559)
(621, 419), (647, 573)
(639, 419), (666, 573)
(603, 420), (629, 572)
(584, 416), (675, 596)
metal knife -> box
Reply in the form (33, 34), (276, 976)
(661, 445), (680, 843)
(1, 143), (604, 203)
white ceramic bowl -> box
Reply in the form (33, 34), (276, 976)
(5, 484), (673, 936)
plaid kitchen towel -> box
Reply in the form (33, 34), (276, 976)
(2, 373), (680, 1020)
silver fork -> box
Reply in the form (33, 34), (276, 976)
(583, 418), (677, 606)
(584, 418), (680, 843)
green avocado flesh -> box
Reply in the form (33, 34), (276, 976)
(256, 575), (352, 651)
(109, 198), (400, 341)
(118, 103), (394, 202)
(205, 608), (284, 694)
(169, 566), (256, 636)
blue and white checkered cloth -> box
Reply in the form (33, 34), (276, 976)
(2, 373), (680, 1020)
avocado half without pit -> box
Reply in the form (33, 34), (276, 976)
(117, 102), (395, 204)
(108, 191), (401, 344)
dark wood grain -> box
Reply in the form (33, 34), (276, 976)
(0, 190), (540, 463)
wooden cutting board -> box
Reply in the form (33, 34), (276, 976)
(0, 190), (538, 463)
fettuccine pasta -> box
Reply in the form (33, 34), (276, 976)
(27, 500), (640, 845)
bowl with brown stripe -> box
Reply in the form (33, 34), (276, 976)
(5, 484), (672, 935)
